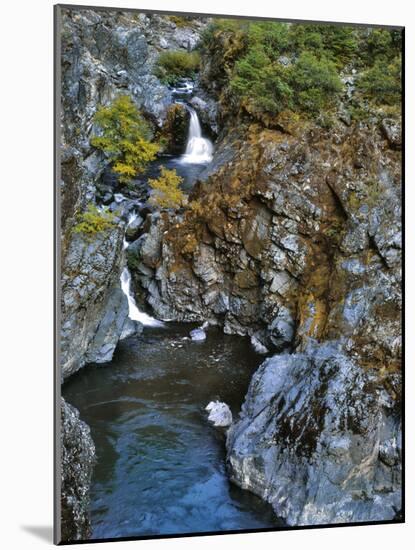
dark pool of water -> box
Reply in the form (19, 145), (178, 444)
(62, 323), (281, 540)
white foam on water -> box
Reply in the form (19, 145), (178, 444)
(179, 107), (213, 165)
(120, 267), (164, 327)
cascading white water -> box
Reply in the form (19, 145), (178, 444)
(121, 209), (164, 327)
(123, 212), (138, 250)
(179, 107), (213, 164)
(120, 267), (164, 327)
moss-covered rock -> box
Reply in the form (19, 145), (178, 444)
(160, 103), (189, 154)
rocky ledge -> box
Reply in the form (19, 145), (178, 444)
(134, 120), (401, 367)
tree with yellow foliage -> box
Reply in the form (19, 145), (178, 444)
(148, 167), (185, 209)
(91, 95), (159, 184)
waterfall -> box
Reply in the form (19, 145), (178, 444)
(120, 268), (164, 327)
(123, 212), (138, 250)
(121, 210), (164, 327)
(179, 107), (213, 165)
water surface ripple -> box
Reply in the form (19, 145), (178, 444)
(63, 324), (281, 539)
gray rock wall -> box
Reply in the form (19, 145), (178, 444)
(226, 341), (401, 525)
(60, 398), (96, 542)
(58, 10), (210, 539)
(135, 121), (401, 368)
(57, 6), (402, 531)
(59, 7), (209, 379)
(60, 223), (129, 379)
(60, 7), (207, 230)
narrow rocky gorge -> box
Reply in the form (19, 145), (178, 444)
(133, 112), (402, 525)
(58, 6), (402, 540)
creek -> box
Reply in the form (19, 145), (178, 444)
(62, 324), (281, 539)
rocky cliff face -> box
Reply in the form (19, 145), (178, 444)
(58, 6), (402, 531)
(60, 398), (96, 541)
(60, 7), (207, 232)
(227, 342), (401, 525)
(134, 120), (401, 362)
(60, 221), (129, 380)
(133, 116), (401, 523)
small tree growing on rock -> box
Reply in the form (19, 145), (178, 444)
(148, 167), (185, 209)
(91, 95), (159, 184)
(72, 204), (116, 238)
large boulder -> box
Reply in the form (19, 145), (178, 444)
(206, 401), (233, 428)
(60, 398), (96, 542)
(226, 341), (402, 526)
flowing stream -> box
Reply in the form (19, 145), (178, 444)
(62, 325), (281, 539)
(120, 268), (164, 327)
(120, 212), (164, 327)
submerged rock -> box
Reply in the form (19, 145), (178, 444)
(227, 341), (402, 526)
(206, 401), (233, 428)
(120, 317), (143, 340)
(61, 398), (96, 542)
(190, 328), (207, 341)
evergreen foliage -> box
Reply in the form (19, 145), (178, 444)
(357, 58), (401, 106)
(201, 21), (402, 122)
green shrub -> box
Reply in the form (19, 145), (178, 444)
(362, 29), (402, 66)
(148, 167), (185, 209)
(357, 56), (401, 105)
(247, 22), (290, 59)
(231, 53), (293, 116)
(289, 25), (359, 67)
(91, 95), (159, 184)
(154, 50), (201, 84)
(201, 20), (402, 122)
(231, 48), (341, 118)
(288, 53), (343, 114)
(73, 204), (116, 237)
(168, 15), (193, 28)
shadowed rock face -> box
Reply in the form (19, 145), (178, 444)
(226, 341), (401, 525)
(61, 398), (96, 542)
(59, 7), (210, 379)
(57, 6), (402, 531)
(60, 224), (129, 380)
(58, 9), (213, 539)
